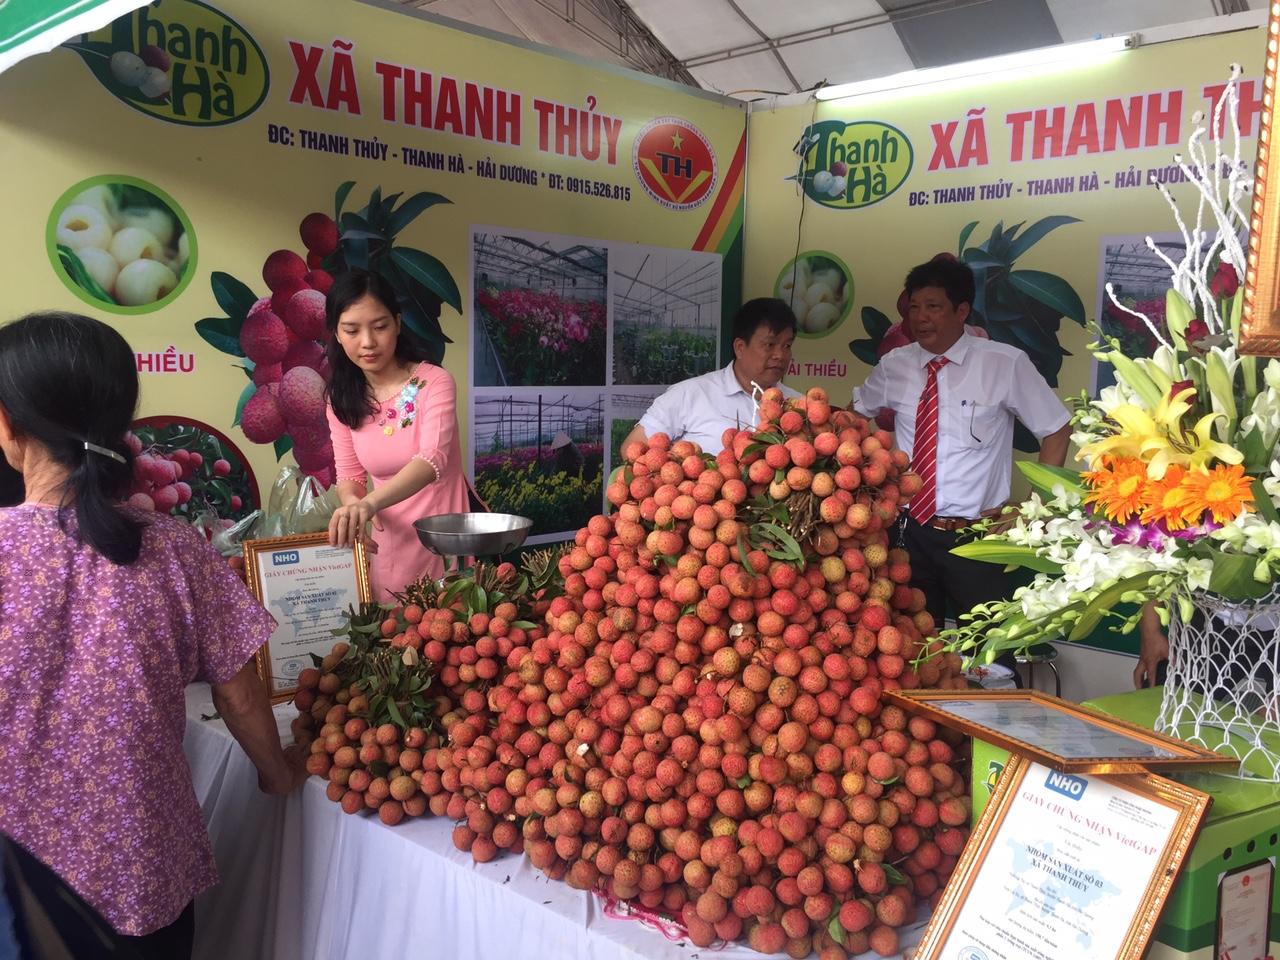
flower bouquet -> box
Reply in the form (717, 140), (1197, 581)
(940, 68), (1280, 777)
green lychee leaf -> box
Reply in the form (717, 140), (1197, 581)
(849, 338), (881, 366)
(387, 191), (453, 236)
(335, 181), (356, 221)
(861, 305), (891, 340)
(827, 916), (845, 945)
(232, 380), (256, 427)
(396, 296), (448, 364)
(391, 246), (462, 313)
(735, 775), (751, 789)
(882, 863), (907, 885)
(274, 436), (293, 461)
(195, 317), (246, 357)
(211, 272), (258, 321)
(57, 245), (116, 304)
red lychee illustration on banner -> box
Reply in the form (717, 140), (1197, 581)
(195, 182), (462, 487)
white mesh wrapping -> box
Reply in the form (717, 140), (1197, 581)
(1157, 587), (1280, 781)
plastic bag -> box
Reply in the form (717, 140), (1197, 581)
(210, 511), (262, 558)
(259, 465), (340, 538)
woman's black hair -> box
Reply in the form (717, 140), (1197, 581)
(0, 311), (143, 564)
(324, 269), (434, 428)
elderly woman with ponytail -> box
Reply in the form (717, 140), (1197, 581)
(0, 312), (304, 960)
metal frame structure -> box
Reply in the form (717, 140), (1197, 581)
(395, 0), (696, 85)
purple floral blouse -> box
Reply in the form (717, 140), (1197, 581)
(0, 505), (275, 935)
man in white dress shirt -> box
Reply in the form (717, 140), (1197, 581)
(626, 298), (801, 454)
(851, 259), (1071, 677)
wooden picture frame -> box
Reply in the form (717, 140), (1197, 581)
(884, 688), (1235, 774)
(912, 754), (1211, 960)
(243, 531), (371, 701)
(1244, 2), (1280, 356)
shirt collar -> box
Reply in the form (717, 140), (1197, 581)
(919, 331), (973, 368)
(720, 361), (750, 397)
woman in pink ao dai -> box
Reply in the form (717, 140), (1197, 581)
(324, 270), (474, 599)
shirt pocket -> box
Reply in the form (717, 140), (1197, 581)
(951, 400), (1003, 448)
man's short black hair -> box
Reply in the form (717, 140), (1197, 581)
(904, 259), (976, 311)
(732, 297), (797, 344)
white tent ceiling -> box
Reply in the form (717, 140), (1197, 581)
(390, 0), (1262, 99)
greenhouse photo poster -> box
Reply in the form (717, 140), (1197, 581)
(1092, 231), (1222, 394)
(469, 225), (722, 543)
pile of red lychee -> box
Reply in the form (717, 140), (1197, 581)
(294, 388), (971, 959)
(239, 212), (340, 487)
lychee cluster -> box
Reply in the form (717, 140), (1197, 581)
(108, 44), (172, 100)
(55, 183), (188, 307)
(294, 390), (971, 958)
(239, 213), (340, 487)
(123, 430), (238, 514)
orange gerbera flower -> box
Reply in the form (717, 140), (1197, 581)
(1140, 464), (1193, 530)
(1084, 456), (1151, 522)
(1179, 464), (1255, 524)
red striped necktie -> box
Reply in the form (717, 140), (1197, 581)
(909, 356), (949, 525)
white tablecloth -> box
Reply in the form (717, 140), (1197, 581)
(183, 685), (923, 960)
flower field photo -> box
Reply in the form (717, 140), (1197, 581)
(471, 392), (606, 540)
(472, 231), (608, 387)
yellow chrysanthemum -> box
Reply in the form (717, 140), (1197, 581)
(1178, 464), (1255, 524)
(1084, 456), (1151, 522)
(1079, 387), (1243, 478)
(1139, 464), (1193, 530)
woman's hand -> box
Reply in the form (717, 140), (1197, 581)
(1134, 603), (1170, 689)
(329, 497), (383, 548)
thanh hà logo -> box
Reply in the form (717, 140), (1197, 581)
(64, 0), (269, 126)
(633, 116), (717, 210)
(984, 759), (1003, 796)
(790, 119), (913, 209)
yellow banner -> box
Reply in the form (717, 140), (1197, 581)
(745, 29), (1264, 454)
(0, 0), (746, 534)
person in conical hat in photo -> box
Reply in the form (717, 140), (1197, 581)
(548, 430), (583, 476)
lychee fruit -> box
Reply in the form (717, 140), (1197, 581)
(278, 366), (327, 427)
(294, 441), (334, 473)
(305, 268), (334, 295)
(284, 288), (328, 340)
(252, 362), (283, 386)
(867, 924), (899, 957)
(241, 388), (287, 443)
(240, 303), (289, 365)
(262, 249), (308, 292)
(299, 213), (339, 257)
(838, 898), (873, 934)
(151, 485), (179, 512)
(283, 338), (326, 373)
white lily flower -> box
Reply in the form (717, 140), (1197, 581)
(1149, 344), (1185, 382)
(1263, 359), (1280, 391)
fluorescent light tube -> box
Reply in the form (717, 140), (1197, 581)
(815, 34), (1137, 101)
